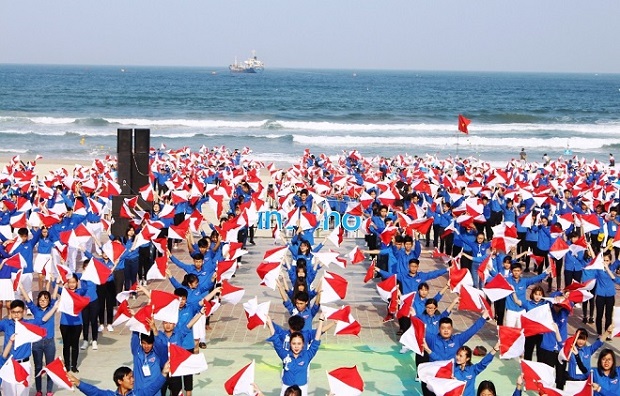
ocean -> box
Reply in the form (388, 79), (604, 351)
(1, 64), (619, 165)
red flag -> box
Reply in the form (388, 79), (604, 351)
(363, 260), (376, 284)
(224, 360), (255, 395)
(458, 114), (471, 134)
(327, 366), (365, 396)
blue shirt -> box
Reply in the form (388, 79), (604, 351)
(592, 367), (620, 396)
(0, 318), (34, 360)
(425, 317), (486, 361)
(271, 338), (321, 387)
(76, 375), (166, 396)
(283, 300), (320, 332)
(131, 332), (163, 395)
(26, 299), (57, 339)
(453, 353), (494, 396)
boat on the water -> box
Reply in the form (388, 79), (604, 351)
(229, 51), (264, 73)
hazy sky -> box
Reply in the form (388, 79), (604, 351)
(1, 1), (619, 73)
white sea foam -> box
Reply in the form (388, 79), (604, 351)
(292, 134), (617, 150)
(105, 118), (269, 128)
(0, 148), (29, 153)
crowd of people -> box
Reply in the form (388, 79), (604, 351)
(0, 146), (619, 395)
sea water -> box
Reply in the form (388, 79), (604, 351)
(1, 64), (619, 164)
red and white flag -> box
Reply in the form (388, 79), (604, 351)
(321, 271), (348, 303)
(12, 269), (22, 292)
(558, 333), (579, 364)
(81, 258), (112, 285)
(223, 242), (248, 261)
(147, 255), (168, 281)
(549, 238), (570, 260)
(376, 275), (397, 302)
(567, 289), (593, 304)
(347, 246), (366, 265)
(584, 253), (605, 270)
(363, 260), (376, 284)
(521, 304), (555, 336)
(102, 240), (126, 263)
(399, 316), (425, 355)
(58, 289), (90, 316)
(563, 377), (593, 396)
(327, 366), (365, 396)
(243, 297), (270, 330)
(449, 266), (473, 293)
(263, 246), (288, 262)
(224, 360), (255, 396)
(256, 262), (281, 290)
(14, 319), (47, 348)
(482, 274), (514, 302)
(151, 290), (181, 324)
(327, 225), (344, 248)
(0, 358), (29, 389)
(417, 359), (454, 382)
(498, 326), (525, 359)
(426, 377), (466, 396)
(112, 300), (133, 327)
(125, 305), (153, 335)
(40, 357), (74, 391)
(313, 250), (344, 269)
(169, 343), (208, 377)
(520, 359), (555, 391)
(220, 280), (245, 305)
(458, 285), (490, 314)
(610, 306), (620, 337)
(322, 305), (361, 336)
(2, 253), (27, 269)
(116, 282), (138, 303)
(217, 260), (238, 281)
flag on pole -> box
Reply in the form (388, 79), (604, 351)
(458, 114), (471, 134)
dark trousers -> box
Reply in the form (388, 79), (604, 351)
(81, 300), (99, 342)
(98, 281), (116, 325)
(416, 352), (434, 396)
(595, 295), (615, 335)
(60, 324), (82, 369)
(494, 297), (506, 326)
(161, 376), (183, 396)
(113, 269), (125, 296)
(432, 225), (441, 248)
(524, 334), (542, 361)
(539, 348), (566, 389)
(33, 338), (56, 392)
(398, 316), (411, 332)
(564, 269), (582, 290)
(138, 245), (153, 281)
(124, 257), (139, 290)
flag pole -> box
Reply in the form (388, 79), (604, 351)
(456, 130), (460, 159)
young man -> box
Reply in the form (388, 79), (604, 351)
(69, 363), (170, 396)
(505, 262), (551, 327)
(0, 300), (35, 396)
(276, 280), (321, 332)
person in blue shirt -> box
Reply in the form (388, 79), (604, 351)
(590, 251), (620, 337)
(591, 349), (620, 396)
(269, 313), (326, 396)
(276, 280), (321, 333)
(0, 334), (15, 389)
(19, 280), (60, 396)
(424, 307), (491, 362)
(78, 259), (100, 351)
(59, 274), (90, 373)
(428, 343), (498, 396)
(566, 327), (610, 381)
(0, 300), (37, 395)
(504, 262), (551, 328)
(512, 285), (550, 361)
(68, 363), (170, 396)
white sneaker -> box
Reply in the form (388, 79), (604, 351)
(91, 341), (98, 350)
(80, 340), (89, 350)
(107, 325), (114, 332)
(98, 325), (104, 332)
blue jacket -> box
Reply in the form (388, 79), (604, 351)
(271, 338), (321, 387)
(452, 353), (494, 396)
(425, 317), (486, 361)
(131, 332), (163, 394)
(592, 367), (620, 396)
(568, 339), (603, 380)
(76, 375), (166, 396)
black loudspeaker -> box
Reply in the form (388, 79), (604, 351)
(131, 152), (150, 193)
(111, 194), (135, 237)
(117, 152), (132, 194)
(134, 128), (150, 153)
(117, 129), (133, 153)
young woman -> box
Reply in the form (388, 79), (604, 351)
(592, 349), (620, 396)
(269, 314), (326, 396)
(20, 280), (60, 396)
(59, 274), (90, 372)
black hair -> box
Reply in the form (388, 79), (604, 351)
(17, 228), (28, 237)
(288, 315), (305, 332)
(182, 274), (199, 287)
(417, 282), (429, 291)
(457, 345), (473, 366)
(284, 385), (302, 396)
(289, 331), (305, 344)
(510, 262), (523, 271)
(174, 287), (188, 298)
(37, 291), (52, 308)
(403, 236), (414, 244)
(409, 258), (420, 265)
(476, 380), (496, 396)
(197, 238), (210, 249)
(113, 366), (133, 387)
(10, 300), (25, 310)
(191, 252), (204, 261)
(597, 349), (617, 378)
(438, 317), (453, 326)
(294, 291), (309, 303)
(140, 331), (155, 345)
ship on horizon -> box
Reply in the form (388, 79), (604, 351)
(229, 51), (264, 73)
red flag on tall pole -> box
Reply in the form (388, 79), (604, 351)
(458, 114), (471, 134)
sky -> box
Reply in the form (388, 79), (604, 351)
(1, 1), (619, 73)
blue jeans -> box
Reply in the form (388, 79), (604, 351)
(33, 338), (56, 392)
(124, 257), (139, 290)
